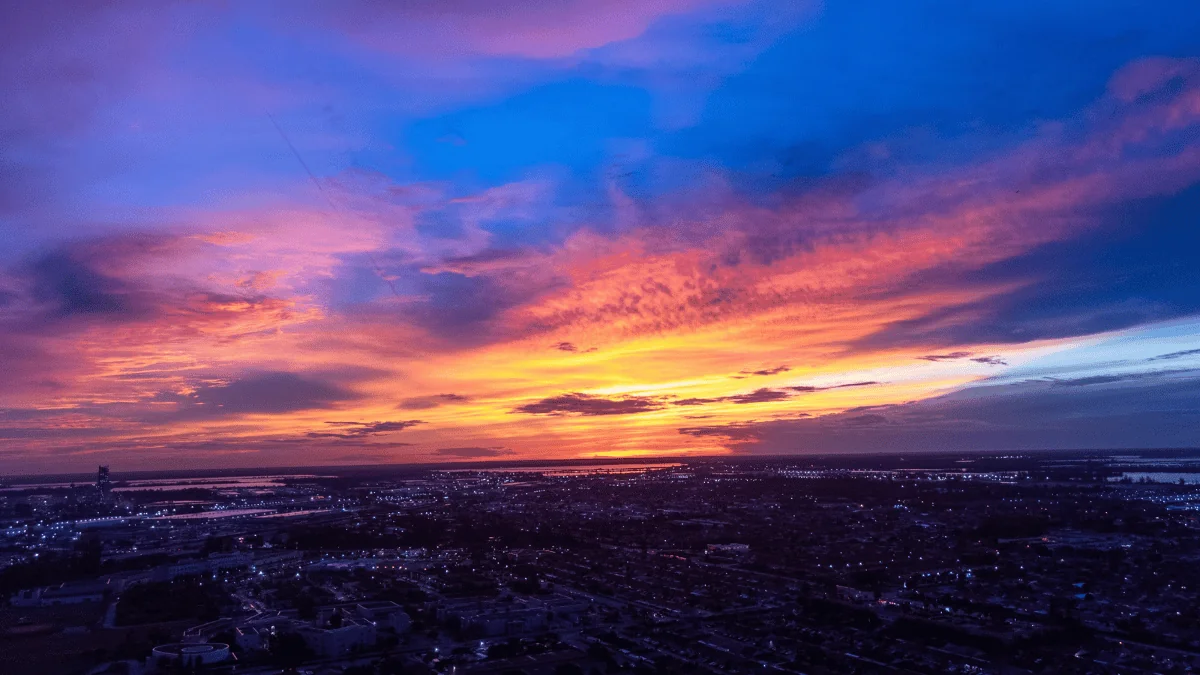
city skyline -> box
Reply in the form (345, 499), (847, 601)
(4, 1), (1200, 472)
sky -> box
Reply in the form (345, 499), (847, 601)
(3, 1), (1200, 473)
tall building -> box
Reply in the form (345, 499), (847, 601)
(97, 466), (111, 495)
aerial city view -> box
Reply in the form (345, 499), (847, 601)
(3, 1), (1200, 673)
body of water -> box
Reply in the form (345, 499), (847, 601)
(1110, 472), (1200, 484)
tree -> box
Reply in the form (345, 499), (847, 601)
(211, 630), (238, 651)
(270, 632), (314, 668)
(378, 657), (407, 674)
(295, 592), (317, 620)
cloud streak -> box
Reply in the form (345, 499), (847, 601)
(676, 369), (1200, 453)
(307, 420), (424, 439)
(434, 446), (515, 458)
(513, 393), (667, 416)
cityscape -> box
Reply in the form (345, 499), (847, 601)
(2, 453), (1199, 674)
(5, 1), (1200, 674)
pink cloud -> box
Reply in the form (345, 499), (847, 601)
(318, 0), (745, 59)
(1107, 57), (1200, 103)
(442, 60), (1200, 346)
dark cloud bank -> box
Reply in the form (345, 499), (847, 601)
(680, 370), (1200, 454)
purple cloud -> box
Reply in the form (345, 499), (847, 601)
(727, 387), (791, 404)
(156, 372), (359, 418)
(917, 351), (973, 362)
(318, 0), (749, 59)
(398, 393), (472, 410)
(25, 251), (146, 319)
(672, 397), (723, 406)
(308, 420), (424, 439)
(680, 369), (1200, 454)
(1149, 348), (1200, 362)
(434, 446), (516, 458)
(514, 392), (665, 416)
(737, 365), (791, 376)
(786, 381), (880, 393)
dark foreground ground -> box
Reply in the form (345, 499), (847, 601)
(2, 451), (1199, 674)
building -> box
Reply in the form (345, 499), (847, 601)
(353, 601), (412, 632)
(440, 598), (549, 637)
(543, 594), (591, 621)
(296, 612), (377, 657)
(39, 579), (111, 606)
(9, 588), (42, 607)
(27, 494), (56, 514)
(97, 465), (112, 499)
(207, 551), (252, 571)
(224, 603), (406, 657)
(159, 551), (251, 580)
(164, 559), (210, 579)
(706, 543), (750, 554)
(252, 550), (304, 568)
(151, 643), (230, 668)
(234, 625), (271, 652)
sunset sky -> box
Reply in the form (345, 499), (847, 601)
(3, 1), (1200, 473)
